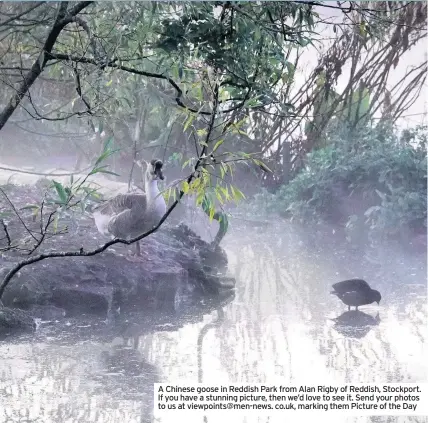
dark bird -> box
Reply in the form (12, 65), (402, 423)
(331, 279), (381, 311)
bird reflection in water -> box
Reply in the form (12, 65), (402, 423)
(96, 343), (160, 423)
(198, 308), (225, 423)
(331, 310), (381, 339)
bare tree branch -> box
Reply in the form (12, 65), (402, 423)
(44, 52), (251, 116)
(0, 187), (38, 242)
(0, 1), (93, 131)
(0, 219), (11, 249)
(0, 2), (46, 28)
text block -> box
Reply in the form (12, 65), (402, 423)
(154, 383), (428, 416)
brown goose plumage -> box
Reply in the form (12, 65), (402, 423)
(93, 159), (166, 261)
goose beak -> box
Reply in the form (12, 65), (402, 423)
(376, 301), (380, 305)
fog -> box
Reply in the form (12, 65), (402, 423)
(0, 2), (427, 423)
(0, 160), (426, 422)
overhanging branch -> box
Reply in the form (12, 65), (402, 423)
(0, 79), (224, 302)
(44, 52), (249, 116)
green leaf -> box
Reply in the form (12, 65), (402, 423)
(245, 98), (261, 108)
(349, 87), (371, 121)
(190, 177), (201, 191)
(297, 36), (312, 47)
(282, 72), (289, 84)
(209, 206), (215, 222)
(359, 22), (367, 38)
(0, 211), (12, 218)
(90, 167), (120, 177)
(183, 114), (194, 132)
(253, 159), (272, 173)
(103, 137), (114, 152)
(20, 204), (40, 211)
(217, 212), (229, 233)
(52, 181), (68, 204)
(215, 187), (225, 205)
(220, 186), (230, 201)
(196, 191), (206, 207)
(182, 159), (192, 169)
(286, 61), (295, 79)
(212, 139), (224, 153)
(164, 187), (172, 204)
(94, 148), (119, 167)
(182, 181), (190, 194)
(232, 118), (248, 131)
(230, 185), (246, 202)
(90, 192), (102, 200)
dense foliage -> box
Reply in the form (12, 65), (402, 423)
(250, 123), (427, 242)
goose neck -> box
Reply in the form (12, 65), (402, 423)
(145, 179), (159, 202)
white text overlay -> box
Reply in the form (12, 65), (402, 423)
(154, 383), (428, 416)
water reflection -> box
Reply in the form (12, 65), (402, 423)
(0, 221), (426, 423)
(95, 344), (159, 423)
(331, 311), (381, 339)
(198, 309), (225, 383)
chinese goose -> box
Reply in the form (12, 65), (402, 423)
(330, 278), (381, 311)
(92, 159), (166, 261)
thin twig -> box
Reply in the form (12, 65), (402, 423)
(45, 52), (250, 116)
(0, 187), (38, 242)
(0, 219), (11, 248)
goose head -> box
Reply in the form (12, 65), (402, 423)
(147, 159), (165, 181)
(136, 159), (165, 182)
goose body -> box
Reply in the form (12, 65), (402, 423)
(331, 278), (381, 311)
(93, 159), (166, 261)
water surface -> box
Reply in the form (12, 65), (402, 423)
(0, 221), (426, 423)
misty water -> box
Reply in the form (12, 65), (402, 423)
(0, 219), (426, 423)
